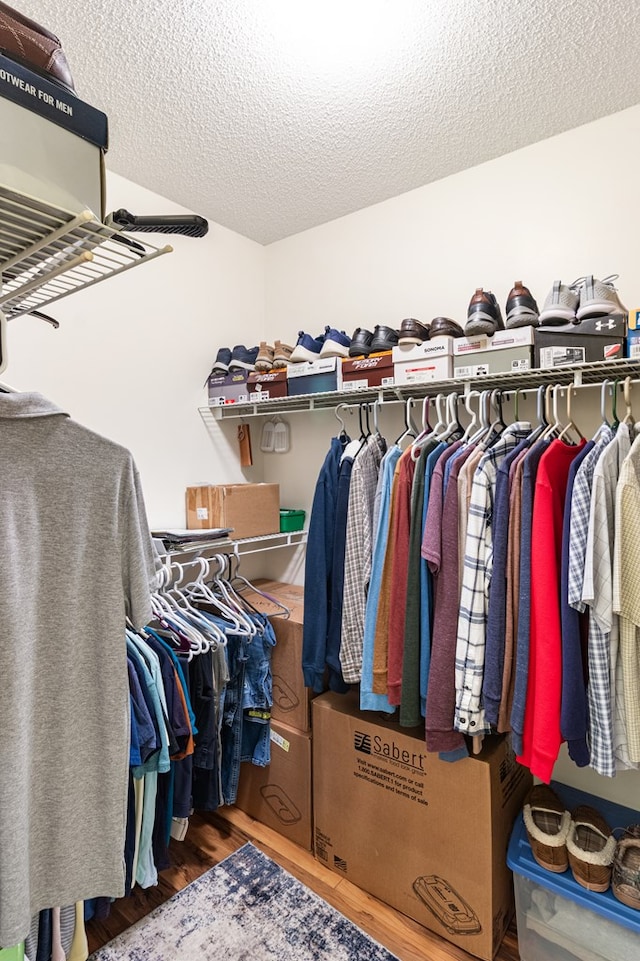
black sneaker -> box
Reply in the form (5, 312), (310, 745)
(228, 345), (259, 371)
(505, 281), (539, 329)
(369, 324), (399, 352)
(465, 289), (504, 336)
(211, 347), (232, 374)
(349, 328), (374, 357)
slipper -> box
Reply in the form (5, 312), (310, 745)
(567, 805), (616, 892)
(612, 825), (640, 910)
(523, 784), (571, 874)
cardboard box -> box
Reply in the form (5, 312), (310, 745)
(313, 692), (532, 960)
(247, 370), (288, 401)
(186, 483), (280, 538)
(341, 352), (394, 390)
(287, 356), (341, 395)
(207, 370), (250, 406)
(0, 55), (107, 217)
(535, 314), (626, 368)
(246, 580), (312, 733)
(235, 719), (312, 850)
(627, 328), (640, 359)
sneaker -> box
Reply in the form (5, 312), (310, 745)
(612, 825), (640, 910)
(369, 324), (399, 353)
(255, 342), (275, 372)
(289, 330), (325, 363)
(523, 784), (571, 874)
(349, 328), (374, 357)
(539, 279), (584, 326)
(505, 280), (539, 329)
(211, 346), (232, 374)
(567, 805), (616, 892)
(320, 326), (351, 358)
(228, 345), (259, 371)
(465, 288), (504, 336)
(577, 274), (627, 321)
(398, 318), (430, 345)
(273, 340), (294, 367)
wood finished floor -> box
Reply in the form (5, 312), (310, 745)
(86, 807), (520, 961)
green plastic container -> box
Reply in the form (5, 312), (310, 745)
(279, 509), (306, 533)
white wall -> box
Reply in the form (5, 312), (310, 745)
(4, 170), (267, 528)
(263, 103), (640, 808)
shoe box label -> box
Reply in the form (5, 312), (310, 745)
(287, 357), (337, 378)
(456, 364), (490, 378)
(540, 346), (586, 368)
(454, 327), (535, 355)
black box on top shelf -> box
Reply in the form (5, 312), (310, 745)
(534, 313), (626, 369)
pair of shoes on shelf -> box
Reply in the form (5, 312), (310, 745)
(379, 317), (465, 348)
(349, 325), (403, 357)
(250, 340), (297, 371)
(523, 784), (634, 899)
(465, 281), (540, 336)
(290, 326), (352, 363)
(210, 345), (259, 375)
(539, 274), (627, 326)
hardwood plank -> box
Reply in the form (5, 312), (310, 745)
(86, 808), (521, 960)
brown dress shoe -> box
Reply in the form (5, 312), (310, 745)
(567, 805), (616, 892)
(429, 316), (464, 338)
(465, 289), (504, 336)
(398, 318), (430, 345)
(523, 784), (571, 873)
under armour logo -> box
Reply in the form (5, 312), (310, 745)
(595, 318), (615, 331)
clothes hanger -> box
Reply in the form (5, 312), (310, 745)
(480, 389), (507, 449)
(334, 403), (350, 442)
(187, 554), (248, 636)
(557, 386), (585, 444)
(394, 397), (418, 447)
(228, 552), (291, 619)
(611, 379), (620, 430)
(623, 376), (635, 427)
(460, 389), (480, 442)
(409, 394), (436, 458)
(209, 553), (256, 636)
(467, 389), (492, 445)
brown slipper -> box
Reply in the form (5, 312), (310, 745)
(612, 825), (640, 910)
(567, 805), (616, 892)
(523, 784), (571, 873)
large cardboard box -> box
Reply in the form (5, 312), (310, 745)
(235, 719), (312, 850)
(186, 483), (280, 538)
(246, 580), (312, 733)
(0, 54), (107, 217)
(313, 692), (532, 960)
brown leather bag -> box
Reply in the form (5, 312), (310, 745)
(0, 2), (75, 92)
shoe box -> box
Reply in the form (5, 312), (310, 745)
(534, 314), (626, 369)
(312, 691), (532, 961)
(508, 782), (640, 961)
(234, 718), (312, 850)
(247, 370), (288, 401)
(453, 327), (535, 377)
(185, 483), (280, 537)
(392, 338), (454, 385)
(208, 370), (250, 405)
(0, 53), (107, 217)
(287, 357), (341, 396)
(625, 309), (640, 359)
(241, 579), (313, 733)
(341, 351), (394, 390)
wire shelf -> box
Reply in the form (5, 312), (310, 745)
(0, 185), (172, 320)
(199, 357), (640, 422)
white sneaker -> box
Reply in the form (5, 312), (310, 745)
(539, 279), (584, 326)
(577, 274), (627, 321)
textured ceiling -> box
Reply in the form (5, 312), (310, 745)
(16, 0), (640, 244)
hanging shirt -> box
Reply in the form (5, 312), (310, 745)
(325, 452), (356, 692)
(386, 451), (418, 704)
(498, 450), (527, 733)
(418, 442), (448, 716)
(454, 422), (531, 737)
(456, 445), (485, 595)
(518, 437), (586, 782)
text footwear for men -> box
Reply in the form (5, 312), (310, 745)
(211, 347), (232, 374)
(429, 316), (464, 338)
(577, 274), (627, 321)
(272, 340), (294, 367)
(289, 330), (325, 363)
(505, 280), (540, 329)
(255, 342), (275, 372)
(398, 318), (430, 345)
(523, 784), (571, 874)
(539, 279), (583, 326)
(320, 326), (351, 358)
(465, 288), (504, 336)
(567, 805), (616, 892)
(349, 328), (374, 357)
(369, 325), (399, 353)
(612, 825), (640, 910)
(228, 345), (259, 371)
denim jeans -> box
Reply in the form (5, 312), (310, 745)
(241, 616), (276, 767)
(220, 632), (249, 805)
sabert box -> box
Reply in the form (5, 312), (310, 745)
(341, 352), (394, 389)
(247, 580), (313, 733)
(235, 719), (312, 850)
(0, 54), (108, 217)
(186, 483), (280, 537)
(534, 314), (626, 369)
(208, 370), (250, 406)
(508, 782), (640, 961)
(453, 327), (535, 377)
(392, 338), (454, 384)
(247, 370), (288, 401)
(313, 691), (532, 961)
(287, 356), (341, 395)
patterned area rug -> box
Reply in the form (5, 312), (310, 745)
(89, 842), (400, 961)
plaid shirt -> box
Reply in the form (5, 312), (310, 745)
(454, 423), (531, 735)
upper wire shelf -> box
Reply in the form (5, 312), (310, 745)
(199, 357), (640, 422)
(0, 185), (172, 320)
